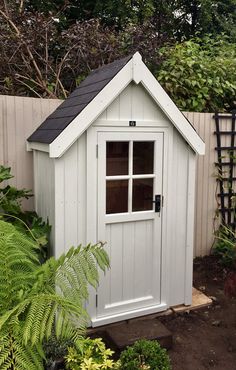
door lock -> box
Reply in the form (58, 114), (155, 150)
(145, 195), (162, 213)
(153, 194), (161, 213)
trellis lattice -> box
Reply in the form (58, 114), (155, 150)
(214, 111), (236, 228)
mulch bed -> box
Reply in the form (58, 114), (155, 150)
(48, 256), (236, 370)
(160, 256), (236, 370)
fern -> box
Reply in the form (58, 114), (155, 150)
(0, 221), (109, 369)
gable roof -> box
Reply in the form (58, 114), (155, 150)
(27, 52), (205, 157)
(28, 55), (132, 144)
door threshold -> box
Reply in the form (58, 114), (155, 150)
(91, 303), (168, 327)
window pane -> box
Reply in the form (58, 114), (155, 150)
(132, 179), (153, 212)
(106, 180), (128, 214)
(106, 142), (129, 176)
(133, 142), (154, 175)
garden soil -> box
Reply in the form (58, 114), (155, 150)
(160, 256), (236, 370)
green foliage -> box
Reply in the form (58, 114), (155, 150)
(24, 0), (236, 40)
(2, 2), (236, 110)
(157, 35), (236, 112)
(0, 221), (110, 370)
(119, 339), (171, 370)
(0, 165), (32, 215)
(0, 165), (50, 258)
(66, 337), (119, 369)
(213, 224), (236, 267)
(44, 335), (73, 368)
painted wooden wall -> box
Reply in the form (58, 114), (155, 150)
(0, 94), (219, 257)
(33, 151), (56, 253)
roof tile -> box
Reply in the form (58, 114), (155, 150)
(28, 55), (132, 143)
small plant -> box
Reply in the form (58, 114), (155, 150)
(65, 337), (119, 369)
(44, 335), (73, 369)
(119, 339), (171, 370)
(213, 224), (236, 267)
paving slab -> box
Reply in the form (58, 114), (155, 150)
(172, 287), (212, 313)
(105, 318), (172, 350)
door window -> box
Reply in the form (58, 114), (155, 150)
(106, 141), (155, 214)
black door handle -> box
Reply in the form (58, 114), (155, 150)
(146, 195), (161, 212)
(153, 194), (161, 213)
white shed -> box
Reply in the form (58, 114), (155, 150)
(28, 52), (205, 327)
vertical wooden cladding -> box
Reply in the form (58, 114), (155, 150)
(97, 82), (166, 122)
(183, 112), (217, 257)
(54, 134), (87, 258)
(0, 95), (61, 209)
(168, 130), (189, 306)
(33, 151), (55, 251)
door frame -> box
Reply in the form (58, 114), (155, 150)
(86, 125), (173, 326)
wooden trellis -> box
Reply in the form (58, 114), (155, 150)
(214, 111), (236, 228)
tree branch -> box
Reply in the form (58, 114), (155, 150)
(0, 8), (57, 98)
(19, 0), (24, 14)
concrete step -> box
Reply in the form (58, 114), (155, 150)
(89, 318), (172, 352)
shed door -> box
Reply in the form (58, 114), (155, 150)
(95, 131), (163, 325)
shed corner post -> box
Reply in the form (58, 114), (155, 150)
(184, 147), (197, 305)
(86, 126), (98, 324)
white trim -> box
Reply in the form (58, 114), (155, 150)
(159, 126), (172, 306)
(49, 60), (133, 158)
(132, 51), (142, 84)
(27, 141), (49, 153)
(139, 63), (205, 155)
(91, 303), (168, 327)
(44, 52), (204, 157)
(105, 211), (155, 224)
(85, 127), (98, 320)
(94, 119), (170, 127)
(184, 147), (196, 305)
(106, 174), (155, 180)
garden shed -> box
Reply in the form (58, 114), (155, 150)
(27, 52), (205, 327)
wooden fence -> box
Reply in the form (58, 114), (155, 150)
(0, 95), (221, 256)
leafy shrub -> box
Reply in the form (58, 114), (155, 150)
(213, 224), (236, 267)
(0, 221), (109, 370)
(44, 335), (73, 369)
(0, 165), (50, 260)
(65, 337), (119, 369)
(119, 339), (171, 370)
(157, 34), (236, 112)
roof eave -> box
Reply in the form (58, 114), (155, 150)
(49, 56), (134, 158)
(139, 62), (205, 155)
(27, 141), (50, 153)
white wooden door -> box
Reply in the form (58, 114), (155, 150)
(94, 131), (164, 326)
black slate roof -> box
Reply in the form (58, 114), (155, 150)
(28, 55), (132, 144)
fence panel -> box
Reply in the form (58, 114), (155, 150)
(0, 95), (61, 209)
(183, 112), (218, 256)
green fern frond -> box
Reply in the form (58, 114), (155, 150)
(0, 330), (44, 370)
(0, 220), (110, 368)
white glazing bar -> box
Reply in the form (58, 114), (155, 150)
(132, 174), (155, 179)
(128, 141), (133, 213)
(106, 175), (130, 181)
